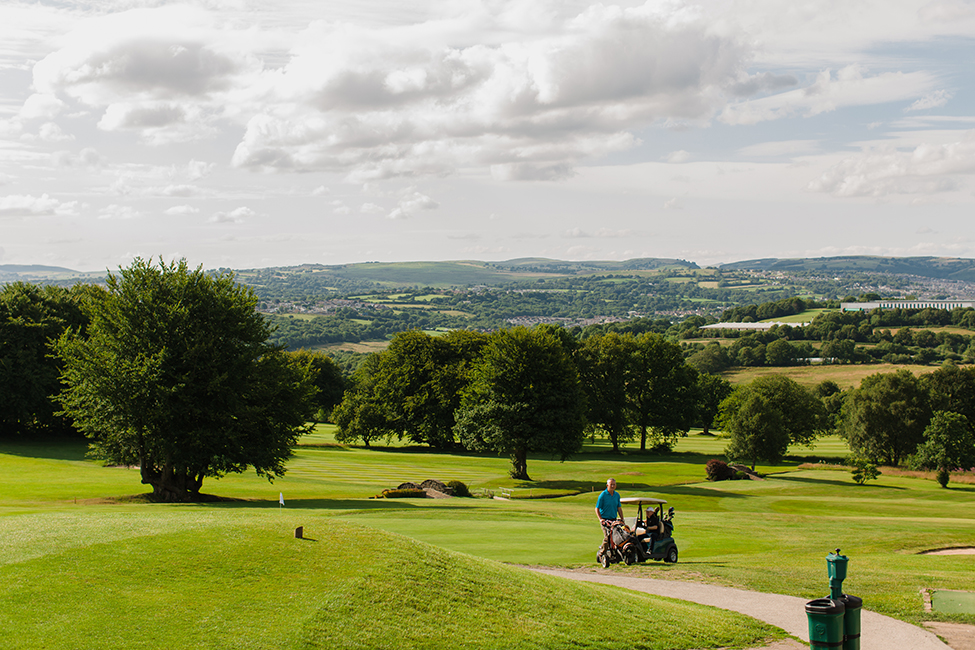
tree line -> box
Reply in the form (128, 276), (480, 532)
(332, 326), (726, 479)
(716, 364), (975, 488)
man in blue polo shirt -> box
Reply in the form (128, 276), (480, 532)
(595, 478), (624, 550)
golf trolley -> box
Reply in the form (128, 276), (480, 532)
(597, 497), (678, 567)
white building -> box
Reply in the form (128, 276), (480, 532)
(841, 300), (975, 312)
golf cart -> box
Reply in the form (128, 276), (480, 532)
(596, 497), (678, 567)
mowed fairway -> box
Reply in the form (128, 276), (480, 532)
(2, 428), (974, 649)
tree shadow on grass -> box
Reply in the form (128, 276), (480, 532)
(0, 436), (89, 462)
(202, 497), (481, 512)
(772, 475), (906, 490)
(650, 485), (750, 499)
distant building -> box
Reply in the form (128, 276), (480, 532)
(700, 321), (810, 331)
(841, 300), (975, 312)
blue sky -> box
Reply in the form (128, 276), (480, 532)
(1, 0), (974, 271)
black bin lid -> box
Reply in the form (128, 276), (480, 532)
(805, 598), (846, 615)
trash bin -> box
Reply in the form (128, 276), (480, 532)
(839, 594), (862, 650)
(806, 598), (846, 650)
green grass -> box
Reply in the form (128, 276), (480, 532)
(0, 483), (779, 650)
(721, 363), (935, 389)
(3, 427), (975, 647)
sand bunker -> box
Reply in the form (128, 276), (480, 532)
(919, 547), (975, 555)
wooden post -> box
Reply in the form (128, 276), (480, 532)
(295, 526), (303, 539)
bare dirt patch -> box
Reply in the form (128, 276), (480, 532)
(924, 622), (975, 650)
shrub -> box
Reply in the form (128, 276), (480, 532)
(447, 480), (472, 498)
(706, 459), (736, 481)
(379, 488), (426, 498)
(850, 458), (880, 485)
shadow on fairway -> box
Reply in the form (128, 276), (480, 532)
(651, 485), (750, 499)
(772, 474), (906, 490)
(206, 497), (481, 511)
(0, 437), (89, 462)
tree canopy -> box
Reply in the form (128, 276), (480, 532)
(840, 369), (931, 466)
(719, 375), (825, 469)
(454, 326), (585, 480)
(56, 258), (316, 502)
(0, 282), (93, 438)
(911, 411), (975, 488)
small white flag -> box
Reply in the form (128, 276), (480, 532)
(279, 492), (285, 506)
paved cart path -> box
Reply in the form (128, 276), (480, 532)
(528, 567), (951, 650)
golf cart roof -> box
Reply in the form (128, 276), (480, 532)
(620, 497), (667, 506)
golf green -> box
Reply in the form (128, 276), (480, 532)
(932, 590), (975, 614)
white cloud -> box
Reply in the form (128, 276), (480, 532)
(164, 205), (199, 215)
(19, 93), (64, 121)
(231, 3), (752, 179)
(51, 147), (104, 168)
(664, 197), (682, 209)
(99, 204), (140, 220)
(720, 66), (937, 125)
(156, 184), (203, 197)
(210, 206), (254, 223)
(808, 131), (975, 197)
(31, 5), (263, 145)
(906, 89), (953, 112)
(311, 185), (330, 196)
(184, 159), (215, 181)
(360, 202), (385, 214)
(388, 189), (439, 219)
(0, 193), (77, 216)
(739, 140), (821, 157)
(563, 227), (639, 238)
(666, 150), (691, 163)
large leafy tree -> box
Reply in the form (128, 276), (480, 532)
(333, 329), (488, 448)
(286, 349), (347, 421)
(911, 411), (975, 488)
(922, 362), (975, 434)
(56, 258), (316, 502)
(0, 282), (93, 437)
(454, 326), (585, 480)
(719, 375), (825, 469)
(627, 333), (698, 451)
(695, 373), (733, 435)
(840, 369), (931, 466)
(576, 332), (636, 452)
(332, 354), (397, 448)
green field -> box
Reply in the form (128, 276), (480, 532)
(3, 428), (974, 648)
(721, 363), (937, 389)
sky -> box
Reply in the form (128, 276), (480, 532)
(1, 0), (974, 272)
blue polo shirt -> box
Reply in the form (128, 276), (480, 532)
(596, 489), (621, 520)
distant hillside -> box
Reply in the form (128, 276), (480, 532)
(0, 264), (79, 275)
(720, 256), (975, 282)
(235, 257), (700, 292)
(492, 257), (698, 272)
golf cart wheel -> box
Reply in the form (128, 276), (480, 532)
(623, 550), (635, 566)
(664, 546), (678, 564)
(599, 552), (611, 569)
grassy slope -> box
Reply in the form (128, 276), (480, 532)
(0, 438), (779, 650)
(0, 513), (779, 650)
(3, 428), (975, 646)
